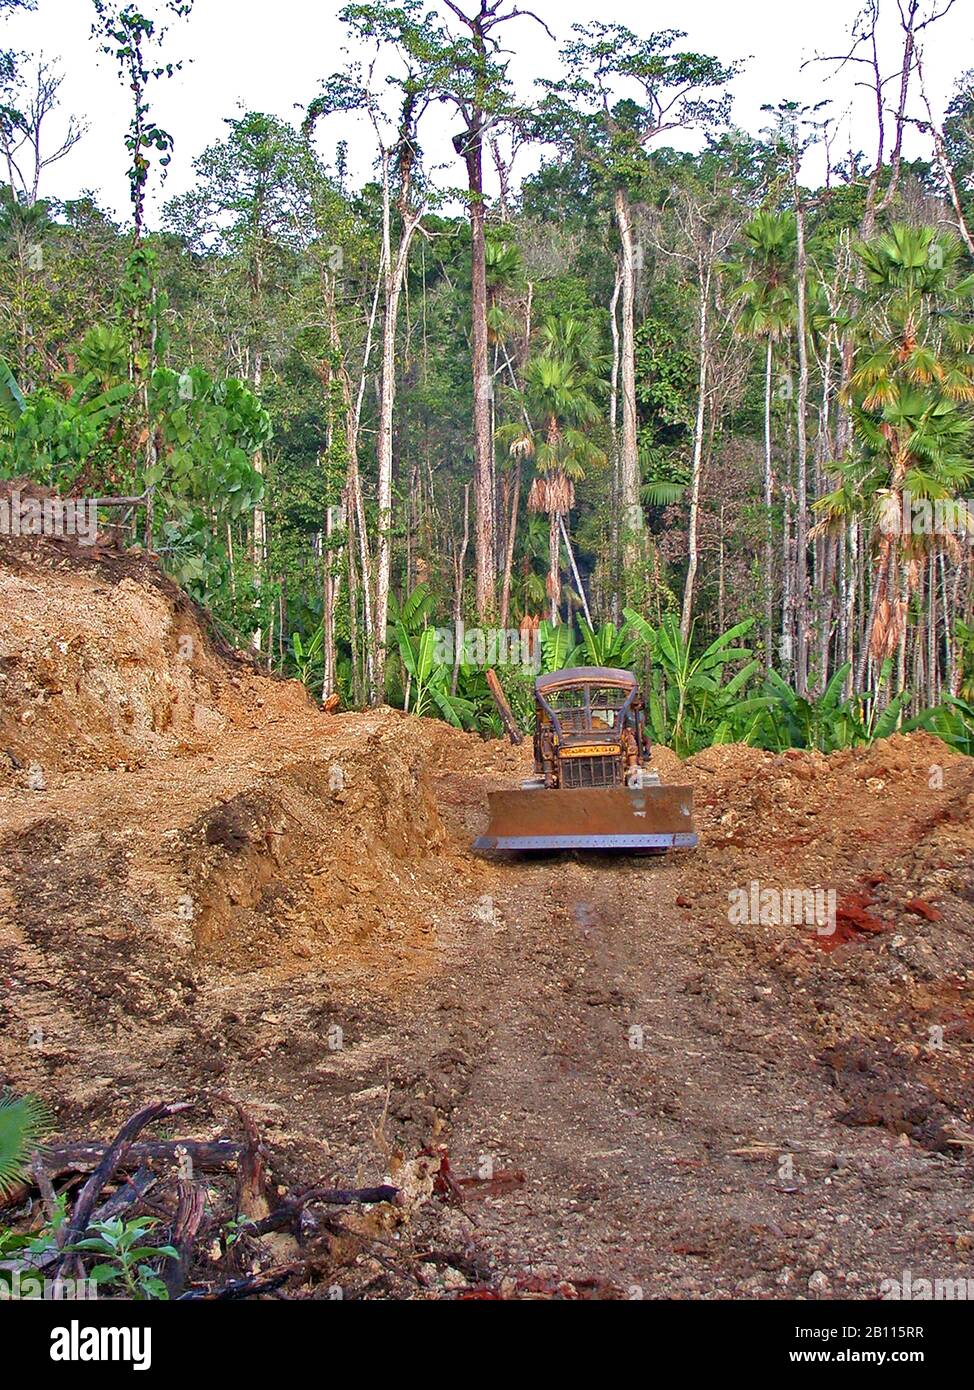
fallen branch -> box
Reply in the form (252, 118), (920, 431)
(164, 1180), (208, 1297)
(30, 1138), (243, 1182)
(485, 668), (524, 746)
(57, 1102), (192, 1259)
(90, 1167), (158, 1223)
(207, 1092), (270, 1220)
(178, 1262), (309, 1301)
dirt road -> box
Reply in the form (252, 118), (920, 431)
(406, 850), (974, 1299)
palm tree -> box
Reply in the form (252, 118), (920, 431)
(727, 210), (797, 665)
(814, 225), (974, 694)
(503, 315), (607, 624)
(514, 513), (550, 616)
(485, 235), (524, 347)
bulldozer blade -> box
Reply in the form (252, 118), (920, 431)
(473, 785), (698, 852)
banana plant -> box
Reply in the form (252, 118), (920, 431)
(568, 618), (641, 669)
(861, 667), (912, 743)
(728, 659), (910, 752)
(538, 619), (576, 673)
(291, 627), (323, 687)
(908, 694), (974, 756)
(394, 622), (475, 728)
(624, 610), (757, 754)
(754, 664), (864, 752)
(387, 582), (436, 638)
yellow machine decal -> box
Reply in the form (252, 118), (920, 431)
(560, 745), (621, 758)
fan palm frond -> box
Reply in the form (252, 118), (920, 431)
(0, 1090), (53, 1198)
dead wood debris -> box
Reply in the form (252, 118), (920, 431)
(1, 1096), (416, 1300)
(1, 1097), (608, 1299)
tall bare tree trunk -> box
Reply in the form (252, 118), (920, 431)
(608, 261), (622, 623)
(781, 488), (794, 678)
(794, 187), (810, 696)
(458, 122), (496, 619)
(373, 155), (397, 707)
(681, 259), (711, 641)
(346, 493), (363, 706)
(251, 345), (267, 652)
(322, 496), (338, 700)
(499, 459), (521, 629)
(718, 501), (726, 632)
(819, 330), (837, 693)
(451, 484), (470, 696)
(445, 0), (540, 616)
(325, 267), (377, 703)
(548, 506), (560, 624)
(371, 151), (424, 705)
(560, 513), (593, 630)
(615, 188), (643, 594)
(763, 338), (775, 667)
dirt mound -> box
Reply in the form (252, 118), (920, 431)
(185, 716), (479, 969)
(667, 732), (974, 1188)
(0, 522), (501, 1143)
(0, 488), (310, 781)
(675, 731), (974, 1008)
(683, 732), (974, 874)
(0, 701), (501, 1131)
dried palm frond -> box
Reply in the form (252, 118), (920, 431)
(527, 477), (549, 513)
(870, 596), (906, 663)
(540, 471), (575, 514)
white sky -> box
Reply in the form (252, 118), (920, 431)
(4, 0), (974, 224)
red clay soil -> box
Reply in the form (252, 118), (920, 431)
(1, 522), (973, 1298)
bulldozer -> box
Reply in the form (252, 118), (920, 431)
(474, 666), (697, 853)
